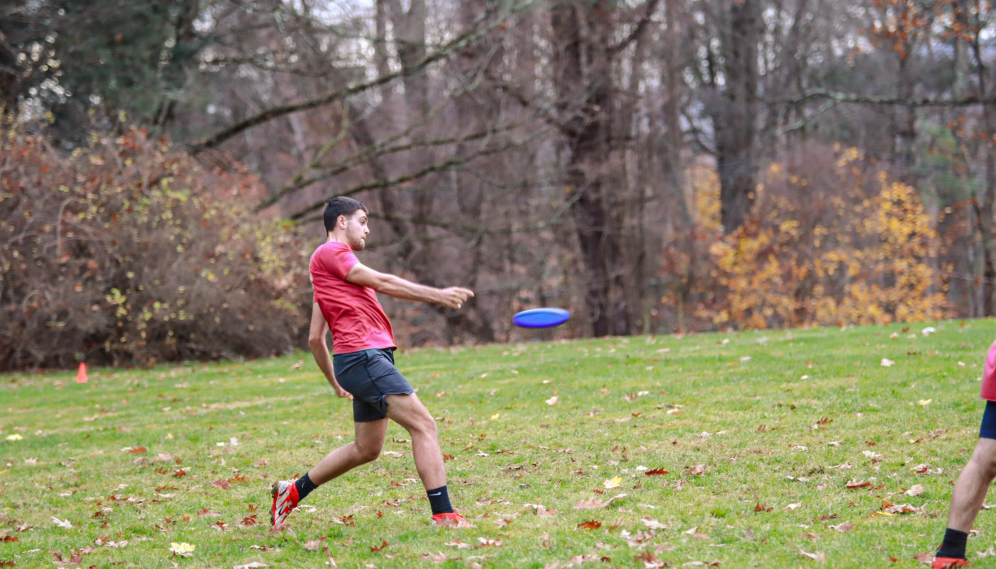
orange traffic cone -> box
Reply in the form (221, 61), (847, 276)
(76, 362), (88, 383)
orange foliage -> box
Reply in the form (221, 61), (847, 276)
(663, 144), (949, 330)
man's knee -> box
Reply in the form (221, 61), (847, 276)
(410, 407), (437, 435)
(970, 439), (996, 476)
(355, 442), (382, 464)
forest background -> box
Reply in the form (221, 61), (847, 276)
(2, 0), (994, 370)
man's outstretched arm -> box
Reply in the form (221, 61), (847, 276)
(307, 303), (352, 400)
(346, 262), (474, 308)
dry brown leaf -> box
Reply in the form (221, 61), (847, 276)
(419, 552), (448, 563)
(444, 540), (471, 549)
(640, 518), (667, 530)
(799, 550), (825, 562)
(575, 498), (609, 510)
(829, 522), (855, 533)
(845, 480), (871, 489)
(303, 540), (321, 552)
(578, 520), (602, 530)
(905, 484), (926, 497)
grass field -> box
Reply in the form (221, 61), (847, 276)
(3, 321), (996, 568)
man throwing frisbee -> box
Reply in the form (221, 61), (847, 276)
(932, 339), (996, 568)
(270, 196), (474, 528)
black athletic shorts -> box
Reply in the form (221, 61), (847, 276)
(332, 347), (414, 422)
(982, 401), (996, 439)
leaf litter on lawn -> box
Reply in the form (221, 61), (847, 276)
(7, 322), (992, 567)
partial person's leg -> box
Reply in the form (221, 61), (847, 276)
(945, 438), (996, 531)
(385, 393), (446, 490)
(305, 419), (388, 487)
(934, 402), (996, 567)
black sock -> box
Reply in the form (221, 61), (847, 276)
(936, 527), (969, 559)
(427, 485), (453, 515)
(295, 472), (318, 501)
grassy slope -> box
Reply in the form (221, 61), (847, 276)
(2, 321), (995, 568)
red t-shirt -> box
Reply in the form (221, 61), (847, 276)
(310, 241), (396, 354)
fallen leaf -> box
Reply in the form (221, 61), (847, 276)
(799, 550), (825, 562)
(977, 546), (996, 558)
(304, 540), (321, 552)
(845, 480), (872, 489)
(420, 552), (448, 563)
(634, 549), (667, 568)
(918, 399), (932, 406)
(369, 540), (388, 553)
(51, 517), (72, 529)
(233, 563), (267, 569)
(881, 358), (895, 367)
(785, 503), (802, 510)
(645, 468), (668, 476)
(913, 552), (933, 564)
(905, 484), (926, 497)
(477, 537), (503, 547)
(830, 522), (855, 533)
(578, 520), (602, 530)
(641, 518), (667, 530)
(212, 479), (231, 490)
(545, 396), (559, 406)
(170, 542), (195, 557)
(445, 540), (471, 549)
(685, 465), (705, 476)
(883, 503), (926, 515)
(603, 476), (622, 489)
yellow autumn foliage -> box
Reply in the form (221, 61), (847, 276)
(683, 145), (948, 329)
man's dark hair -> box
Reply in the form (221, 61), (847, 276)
(323, 197), (368, 233)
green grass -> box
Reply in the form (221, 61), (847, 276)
(3, 321), (996, 568)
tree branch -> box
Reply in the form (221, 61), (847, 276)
(772, 89), (996, 107)
(608, 0), (662, 55)
(190, 2), (519, 152)
(287, 130), (546, 220)
(255, 121), (523, 212)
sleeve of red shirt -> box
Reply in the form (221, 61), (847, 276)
(316, 243), (359, 281)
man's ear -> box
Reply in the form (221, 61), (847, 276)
(338, 214), (347, 229)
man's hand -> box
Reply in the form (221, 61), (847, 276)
(440, 287), (474, 309)
(333, 384), (354, 400)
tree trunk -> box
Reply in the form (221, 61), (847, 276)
(551, 0), (629, 337)
(712, 0), (761, 234)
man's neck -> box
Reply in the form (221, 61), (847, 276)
(327, 233), (347, 245)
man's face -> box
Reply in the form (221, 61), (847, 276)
(341, 209), (369, 250)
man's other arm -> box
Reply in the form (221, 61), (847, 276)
(307, 303), (352, 400)
(345, 263), (473, 308)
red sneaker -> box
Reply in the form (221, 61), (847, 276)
(932, 557), (970, 569)
(270, 480), (300, 527)
(431, 512), (473, 528)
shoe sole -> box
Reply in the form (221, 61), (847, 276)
(270, 481), (282, 526)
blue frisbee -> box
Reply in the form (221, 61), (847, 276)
(513, 308), (571, 329)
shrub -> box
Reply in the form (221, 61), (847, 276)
(0, 120), (311, 370)
(659, 143), (949, 331)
